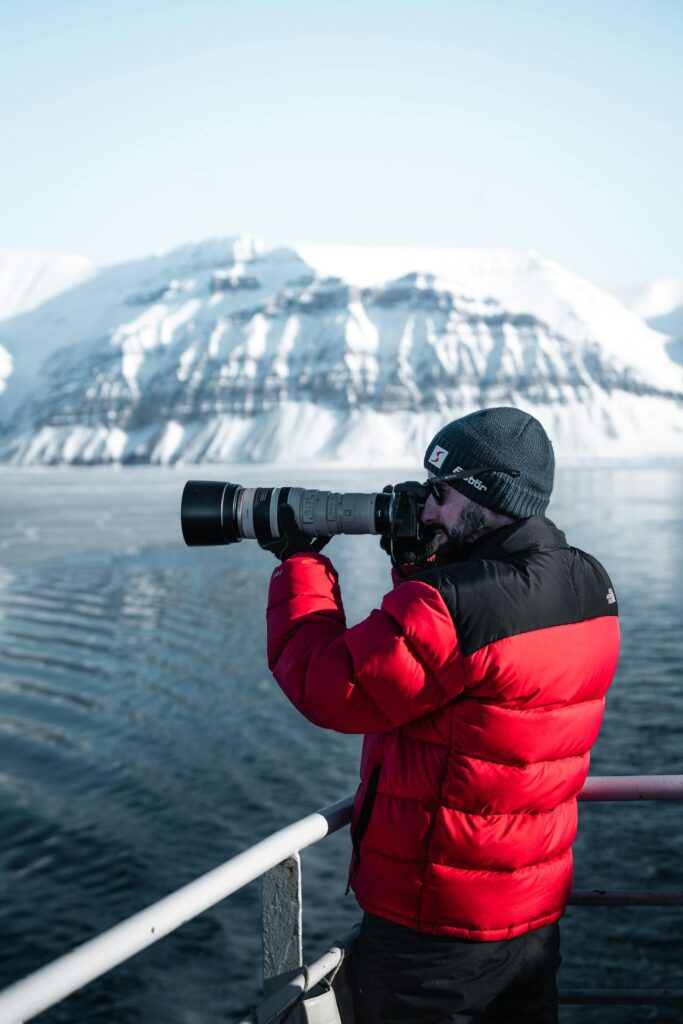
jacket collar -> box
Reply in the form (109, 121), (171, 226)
(465, 516), (567, 560)
(434, 516), (567, 567)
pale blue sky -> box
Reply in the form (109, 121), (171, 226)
(1, 0), (681, 288)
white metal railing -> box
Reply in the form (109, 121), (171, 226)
(579, 774), (683, 800)
(0, 797), (353, 1024)
(0, 776), (682, 1024)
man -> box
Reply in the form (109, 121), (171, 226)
(260, 407), (620, 1023)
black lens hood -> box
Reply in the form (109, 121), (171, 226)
(181, 481), (242, 546)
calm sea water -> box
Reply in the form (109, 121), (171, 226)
(0, 464), (681, 1023)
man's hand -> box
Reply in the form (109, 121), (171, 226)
(258, 503), (331, 562)
(379, 482), (438, 569)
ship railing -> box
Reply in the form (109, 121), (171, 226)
(0, 775), (682, 1023)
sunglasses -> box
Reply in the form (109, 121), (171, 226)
(425, 466), (520, 505)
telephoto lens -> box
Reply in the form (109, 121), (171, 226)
(181, 480), (393, 546)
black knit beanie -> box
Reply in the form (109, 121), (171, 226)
(423, 407), (555, 518)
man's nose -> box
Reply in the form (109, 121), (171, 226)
(421, 494), (439, 524)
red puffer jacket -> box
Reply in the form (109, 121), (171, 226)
(266, 517), (620, 941)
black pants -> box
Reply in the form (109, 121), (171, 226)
(352, 913), (561, 1024)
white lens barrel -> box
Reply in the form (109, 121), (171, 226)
(269, 488), (281, 538)
(238, 488), (258, 539)
(289, 490), (378, 536)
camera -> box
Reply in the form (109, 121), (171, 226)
(181, 467), (521, 551)
(180, 480), (426, 547)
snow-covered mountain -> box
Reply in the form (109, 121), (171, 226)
(0, 237), (682, 465)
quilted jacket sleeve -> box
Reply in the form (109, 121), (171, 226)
(266, 552), (464, 734)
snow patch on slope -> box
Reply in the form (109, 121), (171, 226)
(0, 344), (11, 395)
(0, 247), (95, 321)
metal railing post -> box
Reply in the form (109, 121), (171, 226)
(262, 854), (303, 996)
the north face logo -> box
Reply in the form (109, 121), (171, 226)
(428, 446), (449, 469)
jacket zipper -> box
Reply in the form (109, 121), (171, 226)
(351, 762), (382, 871)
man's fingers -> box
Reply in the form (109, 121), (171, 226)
(394, 480), (427, 496)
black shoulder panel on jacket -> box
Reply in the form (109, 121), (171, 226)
(416, 517), (618, 657)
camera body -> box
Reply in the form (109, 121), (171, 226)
(181, 480), (428, 547)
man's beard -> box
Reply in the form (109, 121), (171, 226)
(437, 502), (489, 554)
